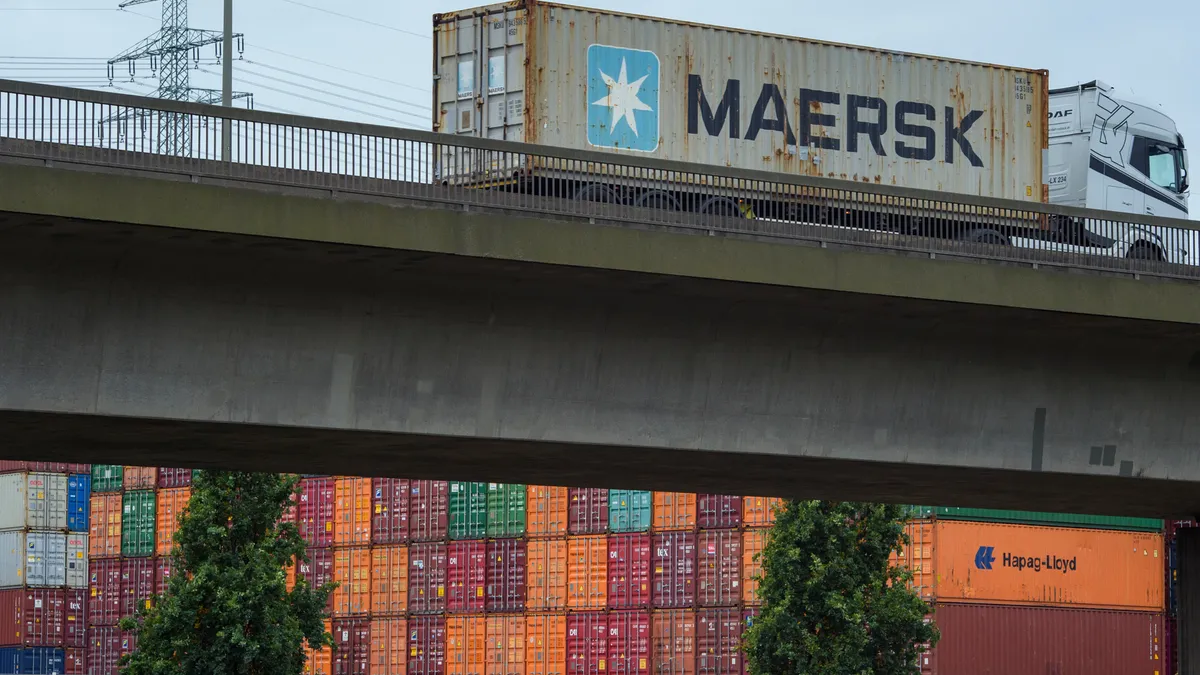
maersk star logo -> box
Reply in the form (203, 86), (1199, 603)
(586, 44), (659, 152)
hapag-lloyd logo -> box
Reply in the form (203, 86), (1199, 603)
(975, 545), (1078, 574)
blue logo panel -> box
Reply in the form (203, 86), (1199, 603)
(586, 44), (660, 152)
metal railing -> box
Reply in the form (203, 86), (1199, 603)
(1, 78), (1198, 282)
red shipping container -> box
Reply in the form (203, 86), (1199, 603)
(0, 589), (85, 648)
(87, 626), (136, 675)
(608, 533), (651, 609)
(652, 610), (695, 675)
(924, 603), (1163, 675)
(299, 478), (336, 548)
(696, 609), (742, 675)
(333, 617), (372, 675)
(157, 467), (193, 488)
(608, 611), (650, 675)
(410, 543), (449, 614)
(0, 590), (20, 646)
(409, 615), (447, 675)
(120, 557), (157, 618)
(566, 612), (607, 675)
(372, 478), (410, 545)
(411, 480), (450, 543)
(154, 557), (175, 598)
(448, 541), (487, 614)
(696, 496), (741, 530)
(88, 558), (122, 627)
(64, 647), (85, 675)
(697, 531), (741, 608)
(369, 616), (407, 675)
(0, 461), (89, 474)
(568, 489), (608, 535)
(653, 533), (696, 609)
(484, 539), (526, 614)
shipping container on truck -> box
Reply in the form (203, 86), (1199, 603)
(0, 473), (68, 531)
(433, 1), (1051, 244)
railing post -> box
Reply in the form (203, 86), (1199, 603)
(220, 0), (233, 162)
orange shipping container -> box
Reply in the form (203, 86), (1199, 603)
(525, 614), (566, 675)
(371, 545), (409, 616)
(333, 547), (372, 616)
(742, 529), (767, 606)
(335, 477), (373, 546)
(526, 540), (567, 611)
(893, 520), (1164, 611)
(448, 615), (487, 675)
(486, 615), (526, 675)
(742, 497), (783, 529)
(527, 487), (568, 538)
(567, 535), (607, 610)
(88, 494), (122, 558)
(370, 616), (407, 675)
(653, 493), (696, 531)
(304, 619), (333, 675)
(156, 487), (191, 556)
(123, 466), (157, 491)
(651, 610), (695, 675)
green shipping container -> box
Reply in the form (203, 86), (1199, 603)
(122, 490), (156, 557)
(91, 465), (124, 493)
(609, 490), (652, 533)
(449, 481), (487, 540)
(906, 506), (1163, 532)
(486, 483), (527, 538)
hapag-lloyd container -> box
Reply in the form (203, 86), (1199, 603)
(335, 477), (373, 547)
(526, 539), (567, 611)
(370, 545), (409, 617)
(371, 478), (410, 545)
(568, 489), (608, 535)
(298, 478), (335, 548)
(408, 615), (447, 675)
(0, 473), (68, 530)
(410, 543), (449, 614)
(122, 466), (156, 491)
(741, 529), (766, 606)
(485, 539), (526, 612)
(696, 609), (743, 675)
(486, 615), (525, 674)
(653, 532), (696, 609)
(332, 617), (371, 675)
(526, 613), (566, 675)
(433, 2), (1050, 203)
(894, 520), (1165, 610)
(652, 610), (696, 675)
(447, 541), (487, 613)
(304, 619), (333, 675)
(608, 533), (651, 609)
(446, 615), (486, 674)
(155, 487), (190, 556)
(369, 617), (406, 675)
(411, 481), (450, 543)
(742, 497), (782, 529)
(527, 486), (568, 538)
(89, 494), (121, 558)
(567, 535), (607, 610)
(653, 493), (696, 532)
(333, 547), (371, 617)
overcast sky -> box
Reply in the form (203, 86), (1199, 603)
(1, 0), (1196, 216)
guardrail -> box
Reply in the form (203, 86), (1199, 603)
(1, 78), (1197, 281)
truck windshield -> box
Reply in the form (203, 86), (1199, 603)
(1148, 142), (1182, 192)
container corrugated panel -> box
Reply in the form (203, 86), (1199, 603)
(120, 490), (155, 558)
(608, 491), (651, 534)
(696, 609), (742, 675)
(335, 478), (373, 547)
(0, 473), (68, 530)
(446, 615), (486, 675)
(372, 478), (410, 545)
(122, 466), (157, 491)
(0, 463), (88, 475)
(119, 558), (156, 619)
(0, 590), (19, 646)
(155, 487), (190, 556)
(433, 3), (1050, 204)
(297, 547), (336, 594)
(608, 611), (650, 675)
(411, 481), (450, 543)
(86, 626), (135, 675)
(741, 530), (766, 606)
(485, 539), (526, 613)
(447, 541), (486, 614)
(5, 647), (65, 674)
(154, 557), (174, 598)
(299, 478), (336, 548)
(608, 533), (651, 609)
(567, 535), (607, 610)
(526, 539), (567, 611)
(0, 647), (15, 672)
(333, 617), (371, 675)
(696, 496), (741, 530)
(653, 494), (696, 532)
(525, 614), (565, 675)
(66, 475), (89, 533)
(19, 589), (84, 648)
(486, 483), (526, 539)
(64, 534), (86, 590)
(89, 466), (122, 494)
(370, 545), (409, 617)
(485, 615), (524, 675)
(652, 610), (695, 675)
(449, 483), (488, 541)
(740, 498), (781, 529)
(697, 531), (741, 608)
(908, 505), (1164, 532)
(156, 467), (192, 489)
(304, 619), (333, 675)
(333, 547), (371, 617)
(88, 558), (121, 627)
(409, 543), (448, 615)
(87, 495), (121, 559)
(64, 646), (84, 675)
(566, 613), (607, 675)
(369, 616), (406, 675)
(653, 533), (696, 609)
(923, 603), (1163, 675)
(568, 489), (608, 535)
(408, 615), (447, 675)
(26, 532), (67, 589)
(526, 487), (568, 538)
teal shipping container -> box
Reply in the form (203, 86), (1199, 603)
(609, 490), (652, 533)
(122, 490), (156, 557)
(906, 506), (1163, 532)
(486, 483), (526, 538)
(449, 481), (487, 540)
(91, 465), (123, 493)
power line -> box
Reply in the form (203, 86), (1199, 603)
(274, 0), (429, 40)
(246, 43), (428, 94)
(195, 67), (415, 127)
(240, 60), (426, 112)
(210, 67), (426, 123)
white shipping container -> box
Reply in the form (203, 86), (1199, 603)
(0, 473), (68, 530)
(65, 533), (87, 589)
(434, 1), (1049, 203)
(0, 530), (68, 588)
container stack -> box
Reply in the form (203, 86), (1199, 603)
(0, 461), (91, 675)
(896, 507), (1167, 674)
(1164, 517), (1196, 674)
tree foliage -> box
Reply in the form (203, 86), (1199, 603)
(119, 471), (335, 675)
(743, 500), (938, 675)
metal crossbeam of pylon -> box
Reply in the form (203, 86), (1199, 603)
(108, 0), (251, 156)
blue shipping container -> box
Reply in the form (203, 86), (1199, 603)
(0, 648), (19, 674)
(0, 648), (66, 674)
(67, 474), (90, 532)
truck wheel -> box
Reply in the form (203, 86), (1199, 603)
(962, 228), (1010, 246)
(1126, 242), (1164, 261)
(636, 190), (680, 211)
(699, 197), (740, 216)
(574, 183), (619, 203)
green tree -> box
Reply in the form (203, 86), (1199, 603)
(119, 471), (335, 675)
(743, 500), (938, 675)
